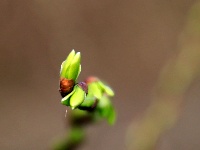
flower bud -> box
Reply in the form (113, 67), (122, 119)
(59, 78), (75, 97)
(67, 52), (81, 81)
(60, 50), (75, 78)
(60, 50), (81, 81)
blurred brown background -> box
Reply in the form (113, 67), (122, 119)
(1, 0), (200, 150)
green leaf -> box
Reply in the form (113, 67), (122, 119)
(60, 50), (75, 78)
(75, 65), (81, 81)
(60, 61), (65, 75)
(104, 85), (115, 96)
(98, 81), (114, 96)
(97, 96), (110, 116)
(95, 95), (116, 125)
(88, 82), (103, 99)
(67, 52), (81, 80)
(79, 96), (96, 108)
(70, 85), (86, 109)
(61, 89), (75, 106)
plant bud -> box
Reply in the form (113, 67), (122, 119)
(60, 50), (75, 78)
(59, 78), (75, 97)
(60, 50), (81, 81)
(85, 76), (114, 98)
(85, 76), (98, 84)
(67, 52), (81, 81)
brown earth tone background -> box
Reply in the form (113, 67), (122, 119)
(1, 0), (200, 150)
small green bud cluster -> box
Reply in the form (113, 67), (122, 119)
(59, 50), (116, 124)
(82, 77), (116, 124)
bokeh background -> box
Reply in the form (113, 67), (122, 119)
(1, 0), (200, 150)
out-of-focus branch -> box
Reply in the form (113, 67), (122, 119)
(53, 110), (93, 150)
(127, 2), (200, 150)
